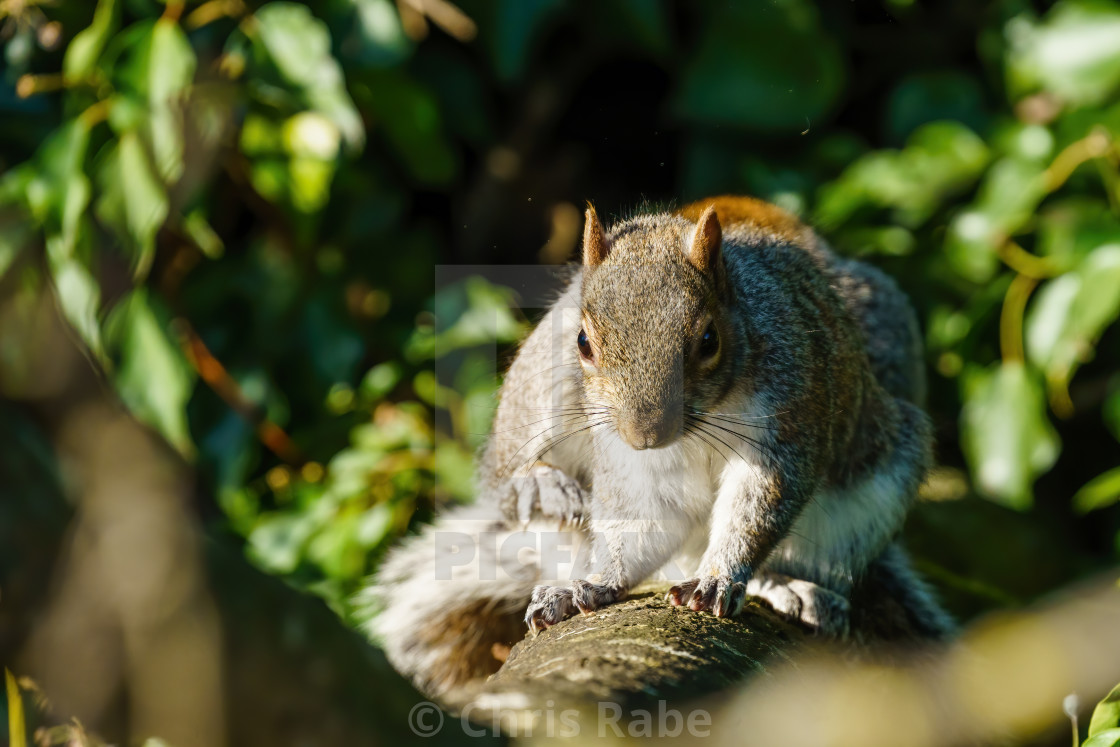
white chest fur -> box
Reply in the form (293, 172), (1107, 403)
(591, 431), (718, 581)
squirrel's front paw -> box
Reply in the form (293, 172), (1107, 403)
(514, 463), (587, 524)
(525, 585), (577, 634)
(666, 576), (746, 618)
(525, 580), (624, 633)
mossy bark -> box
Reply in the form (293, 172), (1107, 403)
(446, 584), (805, 720)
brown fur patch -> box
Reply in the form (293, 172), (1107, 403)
(677, 195), (816, 247)
(413, 600), (525, 692)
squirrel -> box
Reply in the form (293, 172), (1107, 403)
(365, 195), (955, 698)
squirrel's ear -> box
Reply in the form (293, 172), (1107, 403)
(582, 205), (611, 266)
(689, 205), (722, 274)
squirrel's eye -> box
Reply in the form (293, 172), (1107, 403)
(698, 324), (719, 360)
(577, 329), (594, 361)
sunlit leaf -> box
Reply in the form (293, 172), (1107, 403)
(5, 669), (26, 747)
(360, 361), (403, 402)
(49, 255), (104, 360)
(357, 504), (394, 548)
(308, 510), (367, 579)
(283, 112), (341, 160)
(1089, 683), (1120, 737)
(63, 0), (119, 80)
(435, 439), (475, 501)
(104, 289), (196, 455)
(1073, 467), (1120, 514)
(24, 120), (92, 259)
(109, 18), (197, 181)
(289, 156), (336, 213)
(1083, 727), (1120, 747)
(147, 19), (197, 181)
(814, 121), (988, 229)
(349, 0), (412, 68)
(990, 121), (1055, 163)
(96, 132), (169, 278)
(120, 133), (169, 276)
(1026, 244), (1120, 384)
(944, 156), (1048, 282)
(253, 2), (364, 152)
(182, 210), (224, 259)
(961, 362), (1060, 509)
(249, 511), (319, 574)
(1036, 198), (1120, 262)
(1006, 0), (1120, 106)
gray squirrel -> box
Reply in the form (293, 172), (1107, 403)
(366, 196), (954, 697)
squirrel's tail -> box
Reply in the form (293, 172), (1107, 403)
(361, 504), (586, 697)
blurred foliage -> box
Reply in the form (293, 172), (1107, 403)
(1086, 682), (1120, 746)
(0, 0), (1118, 626)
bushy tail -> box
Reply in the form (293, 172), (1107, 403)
(360, 504), (587, 697)
(851, 541), (957, 643)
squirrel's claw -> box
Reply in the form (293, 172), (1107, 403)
(525, 584), (577, 633)
(666, 579), (700, 607)
(668, 576), (746, 618)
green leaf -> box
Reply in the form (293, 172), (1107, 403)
(814, 121), (988, 229)
(1073, 467), (1120, 514)
(249, 511), (318, 574)
(960, 362), (1060, 509)
(356, 504), (394, 549)
(97, 132), (170, 279)
(1083, 727), (1120, 747)
(1036, 198), (1120, 263)
(182, 210), (224, 259)
(252, 2), (364, 152)
(944, 156), (1049, 282)
(49, 255), (104, 361)
(63, 0), (119, 80)
(112, 19), (197, 181)
(6, 668), (26, 747)
(1027, 244), (1120, 385)
(435, 439), (475, 502)
(147, 19), (197, 182)
(1006, 0), (1120, 106)
(307, 509), (366, 579)
(1089, 683), (1120, 737)
(349, 0), (412, 68)
(360, 361), (403, 402)
(675, 0), (845, 132)
(104, 289), (195, 455)
(24, 119), (92, 260)
(407, 276), (528, 361)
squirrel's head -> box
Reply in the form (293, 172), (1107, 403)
(577, 205), (739, 451)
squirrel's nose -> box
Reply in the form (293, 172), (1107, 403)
(618, 418), (677, 450)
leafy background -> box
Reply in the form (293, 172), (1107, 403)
(0, 0), (1119, 743)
